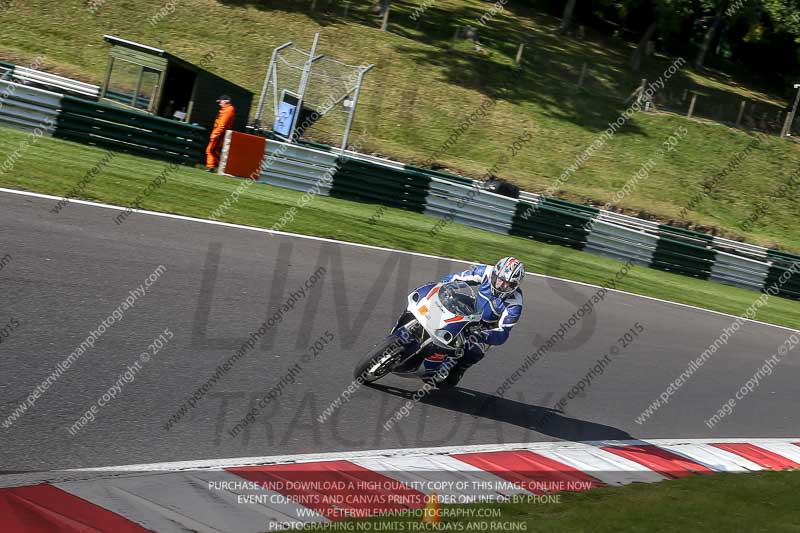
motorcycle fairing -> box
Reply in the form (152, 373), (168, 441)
(409, 281), (481, 349)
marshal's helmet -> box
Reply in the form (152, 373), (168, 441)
(490, 257), (525, 297)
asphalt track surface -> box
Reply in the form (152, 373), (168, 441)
(1, 191), (798, 472)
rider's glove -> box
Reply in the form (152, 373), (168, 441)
(464, 325), (485, 346)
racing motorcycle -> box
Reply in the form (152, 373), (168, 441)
(353, 280), (485, 388)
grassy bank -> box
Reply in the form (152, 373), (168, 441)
(302, 471), (800, 532)
(1, 127), (798, 329)
(1, 1), (800, 251)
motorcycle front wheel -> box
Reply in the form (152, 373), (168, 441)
(353, 335), (407, 383)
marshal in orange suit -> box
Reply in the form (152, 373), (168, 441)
(205, 94), (236, 171)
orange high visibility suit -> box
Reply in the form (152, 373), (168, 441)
(206, 103), (235, 169)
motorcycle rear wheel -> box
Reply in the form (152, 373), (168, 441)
(354, 335), (406, 383)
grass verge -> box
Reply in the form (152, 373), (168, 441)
(1, 127), (799, 329)
(300, 471), (800, 532)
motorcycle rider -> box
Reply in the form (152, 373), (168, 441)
(394, 256), (525, 388)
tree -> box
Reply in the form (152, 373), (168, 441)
(559, 0), (578, 34)
(694, 1), (727, 69)
(626, 0), (698, 71)
(630, 20), (658, 71)
(761, 0), (800, 35)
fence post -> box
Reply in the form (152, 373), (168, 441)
(577, 62), (587, 87)
(784, 85), (800, 136)
(687, 93), (698, 119)
(781, 113), (792, 137)
(515, 43), (525, 65)
(636, 78), (647, 107)
(381, 5), (390, 31)
(736, 100), (746, 128)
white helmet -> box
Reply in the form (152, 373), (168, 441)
(490, 257), (524, 297)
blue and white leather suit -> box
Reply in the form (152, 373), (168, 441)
(439, 264), (523, 364)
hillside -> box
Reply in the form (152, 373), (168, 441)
(2, 0), (799, 251)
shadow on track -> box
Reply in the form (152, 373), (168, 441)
(367, 383), (634, 442)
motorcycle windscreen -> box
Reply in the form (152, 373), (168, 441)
(438, 281), (477, 315)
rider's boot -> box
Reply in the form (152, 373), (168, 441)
(430, 343), (486, 389)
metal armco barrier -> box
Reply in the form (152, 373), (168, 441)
(0, 80), (61, 135)
(425, 179), (516, 235)
(510, 199), (598, 250)
(765, 250), (800, 299)
(710, 252), (770, 291)
(3, 65), (100, 99)
(258, 141), (338, 194)
(54, 96), (206, 162)
(0, 78), (205, 163)
(584, 220), (659, 266)
(651, 231), (715, 280)
(331, 159), (430, 213)
(243, 138), (800, 300)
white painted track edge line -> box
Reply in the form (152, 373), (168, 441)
(1, 187), (796, 332)
(64, 437), (800, 472)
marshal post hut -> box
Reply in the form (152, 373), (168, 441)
(100, 35), (252, 132)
